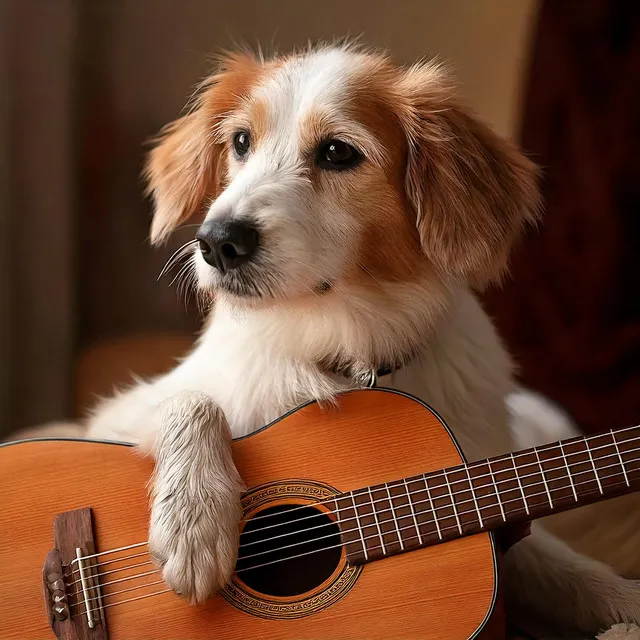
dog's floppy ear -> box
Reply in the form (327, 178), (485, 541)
(144, 52), (263, 245)
(398, 62), (541, 288)
(145, 109), (222, 244)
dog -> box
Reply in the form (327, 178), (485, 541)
(79, 44), (640, 635)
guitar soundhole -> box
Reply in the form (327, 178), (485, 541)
(236, 504), (342, 597)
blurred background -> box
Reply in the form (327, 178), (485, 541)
(0, 0), (638, 440)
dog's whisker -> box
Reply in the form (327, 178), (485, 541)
(169, 258), (196, 290)
(159, 254), (188, 286)
(179, 266), (199, 309)
(158, 248), (194, 283)
(158, 240), (198, 281)
(176, 265), (191, 304)
(167, 263), (190, 290)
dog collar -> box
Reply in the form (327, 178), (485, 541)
(319, 359), (403, 388)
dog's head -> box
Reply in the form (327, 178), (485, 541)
(146, 45), (540, 304)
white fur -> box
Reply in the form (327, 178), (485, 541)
(507, 388), (581, 449)
(81, 47), (640, 635)
(148, 392), (243, 605)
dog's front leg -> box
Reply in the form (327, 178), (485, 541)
(504, 523), (640, 636)
(143, 391), (244, 604)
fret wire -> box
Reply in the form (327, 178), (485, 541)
(349, 493), (369, 561)
(73, 440), (640, 576)
(351, 464), (637, 557)
(264, 468), (640, 571)
(533, 447), (554, 508)
(76, 426), (640, 567)
(486, 459), (506, 522)
(86, 452), (640, 584)
(463, 464), (483, 528)
(334, 498), (355, 559)
(77, 430), (640, 569)
(558, 441), (578, 502)
(333, 497), (341, 525)
(385, 483), (404, 550)
(443, 470), (463, 534)
(423, 476), (442, 540)
(87, 470), (637, 598)
(340, 459), (636, 552)
(510, 453), (530, 515)
(237, 454), (639, 567)
(611, 430), (630, 488)
(341, 472), (633, 566)
(367, 487), (386, 554)
(586, 442), (604, 495)
(403, 479), (423, 545)
(73, 458), (639, 589)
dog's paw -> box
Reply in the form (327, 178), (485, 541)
(597, 623), (640, 640)
(148, 480), (243, 604)
(146, 392), (244, 604)
(596, 580), (640, 635)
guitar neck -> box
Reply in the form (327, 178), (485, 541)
(336, 425), (640, 565)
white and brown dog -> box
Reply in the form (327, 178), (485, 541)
(68, 44), (640, 635)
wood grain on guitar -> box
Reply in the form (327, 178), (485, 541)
(1, 389), (639, 639)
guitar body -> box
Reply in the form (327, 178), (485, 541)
(0, 389), (500, 639)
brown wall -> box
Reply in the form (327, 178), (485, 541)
(1, 0), (77, 431)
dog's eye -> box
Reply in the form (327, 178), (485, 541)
(233, 131), (251, 158)
(317, 140), (362, 170)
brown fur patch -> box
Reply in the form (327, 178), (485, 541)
(247, 98), (270, 146)
(322, 58), (432, 286)
(335, 53), (540, 289)
(396, 61), (541, 288)
(145, 52), (271, 244)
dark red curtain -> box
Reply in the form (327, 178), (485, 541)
(483, 0), (640, 434)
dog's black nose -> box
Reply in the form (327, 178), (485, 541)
(196, 219), (260, 272)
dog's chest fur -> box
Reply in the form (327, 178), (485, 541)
(88, 288), (515, 463)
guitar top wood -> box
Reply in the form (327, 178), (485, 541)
(0, 389), (500, 639)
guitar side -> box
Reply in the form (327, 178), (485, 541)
(0, 389), (500, 640)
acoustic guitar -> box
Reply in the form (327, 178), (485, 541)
(2, 389), (640, 640)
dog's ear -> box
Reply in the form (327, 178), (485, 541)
(144, 52), (262, 245)
(145, 109), (222, 244)
(398, 62), (541, 288)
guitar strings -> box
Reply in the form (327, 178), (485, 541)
(68, 432), (640, 573)
(63, 550), (151, 583)
(68, 577), (164, 608)
(236, 425), (640, 526)
(71, 587), (173, 619)
(66, 560), (154, 587)
(226, 457), (635, 564)
(238, 471), (633, 571)
(68, 470), (634, 620)
(64, 444), (640, 600)
(67, 457), (635, 595)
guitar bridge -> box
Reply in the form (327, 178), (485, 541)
(42, 508), (108, 639)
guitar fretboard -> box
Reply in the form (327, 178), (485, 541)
(332, 426), (640, 565)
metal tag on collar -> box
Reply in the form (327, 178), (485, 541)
(364, 368), (378, 388)
(352, 367), (378, 388)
